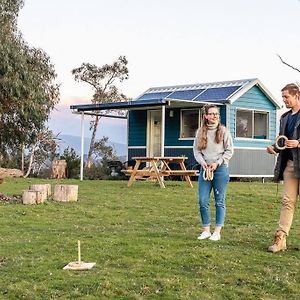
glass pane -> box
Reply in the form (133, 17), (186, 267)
(181, 110), (199, 138)
(254, 112), (268, 139)
(236, 110), (252, 138)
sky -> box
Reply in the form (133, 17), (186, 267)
(18, 0), (300, 144)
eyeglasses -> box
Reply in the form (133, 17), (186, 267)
(207, 113), (220, 116)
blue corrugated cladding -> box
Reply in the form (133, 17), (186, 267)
(128, 148), (146, 160)
(128, 110), (147, 146)
(164, 148), (197, 168)
(194, 86), (241, 101)
(127, 104), (228, 163)
(165, 105), (226, 147)
(230, 86), (277, 148)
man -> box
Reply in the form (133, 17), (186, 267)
(267, 83), (300, 252)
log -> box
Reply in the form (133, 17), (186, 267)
(29, 184), (51, 202)
(53, 185), (78, 202)
(22, 190), (42, 205)
(0, 167), (23, 179)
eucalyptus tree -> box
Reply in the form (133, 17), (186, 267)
(72, 56), (129, 168)
(0, 0), (60, 168)
(23, 128), (59, 178)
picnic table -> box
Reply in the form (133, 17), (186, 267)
(122, 156), (198, 188)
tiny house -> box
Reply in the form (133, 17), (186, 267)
(71, 78), (282, 177)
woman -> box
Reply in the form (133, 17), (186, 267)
(193, 104), (234, 241)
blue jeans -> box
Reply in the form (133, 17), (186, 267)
(198, 165), (230, 227)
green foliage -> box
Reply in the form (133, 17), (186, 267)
(0, 0), (59, 158)
(59, 147), (80, 179)
(0, 179), (299, 299)
(83, 136), (119, 180)
(93, 136), (118, 161)
(0, 0), (24, 28)
(0, 150), (21, 168)
(83, 162), (109, 180)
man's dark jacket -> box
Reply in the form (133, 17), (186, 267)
(274, 110), (300, 181)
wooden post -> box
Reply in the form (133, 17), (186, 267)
(78, 240), (81, 264)
(53, 185), (78, 202)
(22, 190), (42, 205)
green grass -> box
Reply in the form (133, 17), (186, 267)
(0, 178), (299, 299)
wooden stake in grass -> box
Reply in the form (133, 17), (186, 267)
(78, 240), (81, 264)
(63, 240), (96, 271)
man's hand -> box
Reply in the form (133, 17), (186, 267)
(285, 139), (300, 148)
(267, 145), (277, 155)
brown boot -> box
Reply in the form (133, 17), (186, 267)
(267, 230), (287, 253)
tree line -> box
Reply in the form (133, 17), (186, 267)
(0, 0), (129, 179)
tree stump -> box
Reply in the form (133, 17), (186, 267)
(53, 185), (78, 202)
(22, 190), (42, 205)
(29, 184), (51, 202)
(51, 160), (67, 179)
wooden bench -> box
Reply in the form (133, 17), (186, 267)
(163, 170), (198, 176)
(124, 156), (198, 188)
(121, 169), (198, 177)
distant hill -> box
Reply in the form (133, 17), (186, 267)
(58, 134), (126, 157)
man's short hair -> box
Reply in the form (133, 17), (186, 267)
(281, 83), (300, 96)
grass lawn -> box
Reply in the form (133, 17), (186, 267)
(0, 178), (299, 299)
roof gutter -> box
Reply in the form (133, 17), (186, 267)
(70, 99), (169, 112)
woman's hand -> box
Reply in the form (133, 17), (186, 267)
(202, 162), (209, 170)
(209, 162), (218, 171)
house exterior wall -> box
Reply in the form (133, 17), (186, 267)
(126, 87), (278, 177)
(164, 106), (226, 146)
(227, 86), (277, 176)
(128, 147), (276, 176)
(229, 148), (275, 176)
(230, 86), (277, 148)
(128, 110), (147, 146)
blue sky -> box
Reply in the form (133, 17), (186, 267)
(18, 0), (300, 143)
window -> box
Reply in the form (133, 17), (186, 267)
(236, 109), (268, 139)
(180, 109), (200, 138)
(254, 112), (268, 139)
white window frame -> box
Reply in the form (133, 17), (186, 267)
(235, 108), (269, 140)
(179, 108), (202, 140)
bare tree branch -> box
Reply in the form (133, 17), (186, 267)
(277, 54), (300, 73)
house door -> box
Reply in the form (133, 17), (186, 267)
(148, 110), (162, 157)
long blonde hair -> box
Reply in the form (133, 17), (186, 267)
(197, 105), (223, 150)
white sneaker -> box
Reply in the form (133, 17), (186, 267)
(209, 232), (221, 241)
(197, 231), (211, 240)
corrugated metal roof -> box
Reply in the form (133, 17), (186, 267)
(70, 78), (282, 112)
(136, 78), (253, 103)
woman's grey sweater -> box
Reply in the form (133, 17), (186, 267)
(193, 124), (234, 167)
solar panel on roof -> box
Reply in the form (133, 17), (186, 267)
(194, 86), (241, 101)
(137, 91), (172, 100)
(166, 89), (205, 100)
